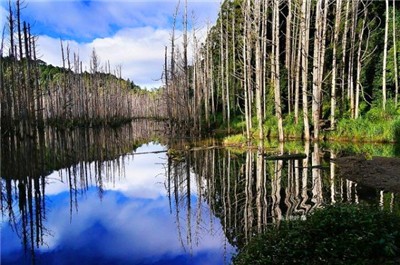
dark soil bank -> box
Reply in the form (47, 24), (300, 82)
(336, 156), (400, 193)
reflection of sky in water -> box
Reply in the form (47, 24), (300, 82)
(1, 143), (235, 265)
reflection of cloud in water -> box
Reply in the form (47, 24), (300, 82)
(106, 146), (167, 199)
(1, 143), (233, 264)
(44, 190), (229, 264)
(45, 143), (167, 198)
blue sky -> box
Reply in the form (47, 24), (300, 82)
(0, 0), (220, 88)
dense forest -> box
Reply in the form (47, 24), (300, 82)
(163, 0), (400, 142)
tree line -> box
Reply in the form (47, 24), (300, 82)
(0, 0), (164, 136)
(163, 0), (400, 141)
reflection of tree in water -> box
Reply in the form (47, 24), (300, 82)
(165, 140), (235, 263)
(1, 120), (166, 263)
(165, 142), (400, 251)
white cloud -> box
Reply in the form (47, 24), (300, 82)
(39, 188), (233, 262)
(36, 35), (90, 66)
(37, 25), (199, 88)
(20, 1), (219, 40)
(37, 26), (173, 88)
(2, 0), (219, 87)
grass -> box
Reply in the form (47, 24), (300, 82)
(233, 203), (400, 265)
(220, 106), (400, 145)
(328, 117), (398, 142)
(327, 104), (400, 142)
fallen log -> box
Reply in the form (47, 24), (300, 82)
(132, 150), (167, 155)
(263, 153), (307, 161)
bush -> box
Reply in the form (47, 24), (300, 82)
(233, 204), (400, 265)
(394, 118), (400, 142)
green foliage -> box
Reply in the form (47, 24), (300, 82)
(386, 5), (400, 86)
(233, 204), (400, 265)
(329, 104), (400, 142)
(197, 0), (400, 141)
(283, 113), (304, 139)
(394, 118), (400, 142)
(264, 114), (278, 138)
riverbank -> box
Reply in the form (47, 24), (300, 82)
(220, 109), (400, 146)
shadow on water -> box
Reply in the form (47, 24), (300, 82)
(2, 122), (400, 263)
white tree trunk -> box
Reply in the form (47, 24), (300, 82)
(382, 0), (389, 110)
(273, 0), (284, 141)
(301, 0), (310, 141)
(393, 0), (399, 107)
(331, 0), (342, 129)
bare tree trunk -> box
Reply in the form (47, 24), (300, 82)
(273, 0), (284, 141)
(382, 0), (389, 110)
(170, 1), (179, 121)
(301, 0), (310, 140)
(262, 0), (269, 121)
(255, 0), (264, 140)
(348, 0), (359, 118)
(294, 1), (301, 124)
(286, 0), (292, 115)
(220, 12), (226, 124)
(331, 0), (342, 129)
(243, 0), (252, 140)
(164, 46), (172, 128)
(312, 0), (323, 140)
(7, 1), (16, 127)
(355, 6), (367, 119)
(393, 0), (398, 107)
(225, 13), (230, 133)
(17, 0), (24, 60)
(205, 23), (211, 126)
(232, 12), (237, 121)
(183, 0), (190, 123)
(341, 0), (350, 111)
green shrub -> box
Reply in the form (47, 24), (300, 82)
(330, 116), (397, 142)
(284, 113), (304, 139)
(233, 204), (400, 265)
(264, 115), (278, 137)
(394, 118), (400, 142)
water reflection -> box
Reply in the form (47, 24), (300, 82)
(165, 141), (400, 249)
(2, 145), (232, 264)
(1, 120), (164, 263)
(2, 123), (399, 264)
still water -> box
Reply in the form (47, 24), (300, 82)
(1, 121), (235, 265)
(1, 121), (399, 264)
(1, 144), (234, 264)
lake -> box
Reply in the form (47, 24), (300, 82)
(1, 121), (399, 265)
